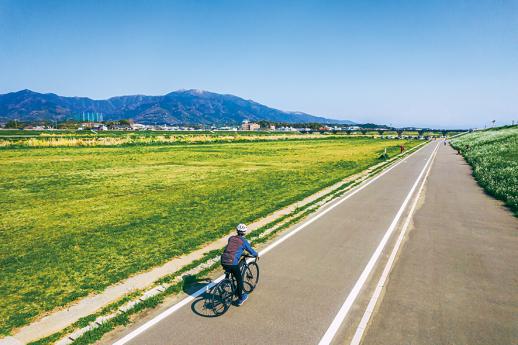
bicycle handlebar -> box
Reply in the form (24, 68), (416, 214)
(241, 254), (259, 261)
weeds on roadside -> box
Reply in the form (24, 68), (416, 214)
(451, 126), (518, 216)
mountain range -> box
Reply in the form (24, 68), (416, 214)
(0, 89), (354, 125)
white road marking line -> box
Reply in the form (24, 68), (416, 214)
(317, 142), (440, 345)
(112, 275), (223, 345)
(112, 143), (429, 345)
(260, 145), (427, 256)
(349, 141), (440, 345)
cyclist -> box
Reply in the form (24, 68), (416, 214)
(221, 223), (258, 306)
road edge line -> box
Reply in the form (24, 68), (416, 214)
(349, 141), (440, 345)
(317, 142), (440, 345)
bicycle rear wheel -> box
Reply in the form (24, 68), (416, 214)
(243, 262), (260, 293)
(208, 279), (233, 315)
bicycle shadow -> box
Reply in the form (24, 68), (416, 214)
(190, 281), (256, 318)
(191, 292), (225, 318)
(181, 275), (226, 318)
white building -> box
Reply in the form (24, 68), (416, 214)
(241, 120), (260, 131)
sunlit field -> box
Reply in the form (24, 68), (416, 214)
(0, 130), (305, 148)
(0, 136), (419, 334)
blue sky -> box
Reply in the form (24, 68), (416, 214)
(1, 0), (517, 128)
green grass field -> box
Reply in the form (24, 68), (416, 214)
(0, 136), (419, 335)
(451, 126), (518, 216)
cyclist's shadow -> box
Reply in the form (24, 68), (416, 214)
(186, 276), (228, 318)
(190, 283), (255, 318)
(190, 291), (222, 318)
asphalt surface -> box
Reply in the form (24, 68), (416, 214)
(361, 144), (518, 345)
(106, 142), (438, 345)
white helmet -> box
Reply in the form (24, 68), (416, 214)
(236, 223), (248, 234)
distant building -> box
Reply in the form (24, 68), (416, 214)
(23, 125), (46, 130)
(94, 124), (108, 131)
(241, 120), (260, 131)
(218, 126), (238, 131)
(81, 122), (104, 129)
(109, 123), (132, 130)
(278, 126), (298, 132)
(269, 125), (276, 130)
(130, 123), (147, 131)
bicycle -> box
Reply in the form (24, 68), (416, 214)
(207, 254), (259, 315)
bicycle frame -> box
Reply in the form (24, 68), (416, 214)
(223, 255), (256, 293)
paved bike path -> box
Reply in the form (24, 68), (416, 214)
(107, 143), (437, 345)
(360, 144), (518, 345)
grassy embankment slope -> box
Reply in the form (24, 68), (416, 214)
(0, 136), (419, 335)
(451, 126), (518, 216)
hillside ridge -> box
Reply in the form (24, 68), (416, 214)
(0, 89), (354, 125)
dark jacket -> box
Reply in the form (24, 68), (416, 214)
(221, 235), (258, 265)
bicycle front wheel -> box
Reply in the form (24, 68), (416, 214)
(243, 262), (260, 293)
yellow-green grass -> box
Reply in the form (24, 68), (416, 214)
(0, 132), (310, 148)
(0, 137), (418, 334)
(0, 134), (309, 148)
(451, 126), (518, 216)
